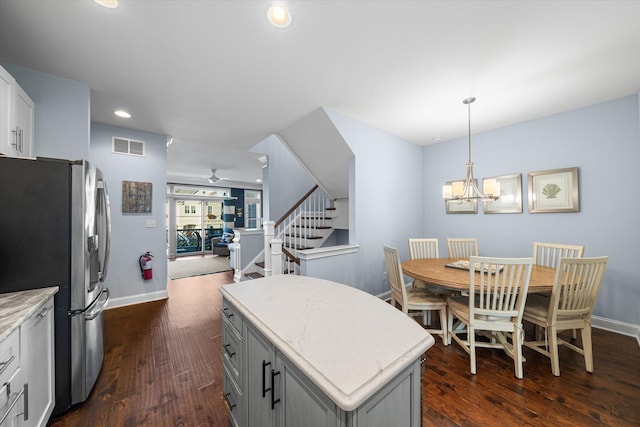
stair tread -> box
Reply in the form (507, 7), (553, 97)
(292, 225), (332, 229)
(284, 234), (323, 239)
(256, 261), (265, 268)
(284, 244), (313, 250)
(245, 272), (264, 280)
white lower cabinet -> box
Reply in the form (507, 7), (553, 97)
(0, 295), (54, 427)
(222, 296), (424, 427)
(0, 329), (23, 427)
(20, 297), (55, 427)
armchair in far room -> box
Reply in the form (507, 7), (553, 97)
(212, 228), (235, 257)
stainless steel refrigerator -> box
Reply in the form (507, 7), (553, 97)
(0, 156), (111, 415)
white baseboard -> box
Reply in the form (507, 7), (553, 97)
(377, 289), (392, 301)
(591, 315), (640, 341)
(106, 289), (168, 309)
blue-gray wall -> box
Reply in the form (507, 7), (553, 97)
(423, 94), (640, 326)
(251, 134), (315, 222)
(1, 62), (90, 159)
(326, 109), (425, 295)
(90, 123), (168, 303)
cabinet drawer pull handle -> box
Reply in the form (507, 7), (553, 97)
(223, 392), (237, 411)
(0, 387), (24, 425)
(37, 307), (49, 318)
(23, 383), (28, 421)
(271, 369), (281, 410)
(222, 307), (234, 319)
(223, 344), (236, 359)
(262, 360), (271, 398)
(0, 355), (15, 376)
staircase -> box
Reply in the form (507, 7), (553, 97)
(241, 185), (336, 279)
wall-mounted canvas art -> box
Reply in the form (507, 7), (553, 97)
(122, 180), (152, 213)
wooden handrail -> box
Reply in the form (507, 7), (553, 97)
(274, 185), (319, 228)
(282, 247), (300, 266)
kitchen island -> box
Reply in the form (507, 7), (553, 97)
(219, 275), (434, 427)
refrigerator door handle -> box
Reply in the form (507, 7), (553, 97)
(69, 287), (109, 317)
(97, 179), (111, 282)
(84, 288), (110, 321)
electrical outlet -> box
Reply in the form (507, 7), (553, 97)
(145, 219), (156, 228)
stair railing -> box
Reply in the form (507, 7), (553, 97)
(269, 185), (332, 274)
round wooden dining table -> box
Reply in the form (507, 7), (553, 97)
(401, 258), (557, 293)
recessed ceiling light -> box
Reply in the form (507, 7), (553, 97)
(94, 0), (118, 8)
(432, 137), (441, 142)
(114, 110), (131, 119)
(256, 179), (262, 183)
(267, 3), (291, 28)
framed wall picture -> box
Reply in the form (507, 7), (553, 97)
(527, 167), (579, 213)
(122, 180), (153, 213)
(483, 173), (522, 214)
(445, 180), (478, 214)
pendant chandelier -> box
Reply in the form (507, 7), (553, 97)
(442, 97), (500, 203)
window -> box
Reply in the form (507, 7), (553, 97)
(245, 190), (261, 229)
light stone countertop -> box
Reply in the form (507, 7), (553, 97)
(0, 287), (59, 341)
(220, 275), (435, 411)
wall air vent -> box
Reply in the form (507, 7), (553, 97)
(112, 137), (145, 156)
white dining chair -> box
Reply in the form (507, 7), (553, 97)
(383, 244), (448, 345)
(447, 238), (478, 258)
(447, 256), (533, 378)
(408, 238), (457, 297)
(523, 256), (608, 376)
(532, 242), (585, 339)
(408, 238), (439, 260)
(533, 242), (585, 268)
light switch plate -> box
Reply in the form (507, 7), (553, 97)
(145, 219), (156, 228)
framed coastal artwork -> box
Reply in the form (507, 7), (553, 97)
(527, 167), (579, 213)
(483, 173), (523, 214)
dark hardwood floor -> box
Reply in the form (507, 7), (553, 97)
(49, 272), (640, 426)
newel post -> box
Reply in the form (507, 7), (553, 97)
(263, 220), (274, 277)
(232, 231), (241, 283)
(270, 238), (283, 276)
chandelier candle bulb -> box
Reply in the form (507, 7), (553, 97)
(442, 184), (453, 199)
(452, 181), (464, 196)
(483, 179), (497, 196)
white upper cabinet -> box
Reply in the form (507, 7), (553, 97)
(0, 65), (35, 158)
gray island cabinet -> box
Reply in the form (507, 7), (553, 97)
(219, 275), (435, 427)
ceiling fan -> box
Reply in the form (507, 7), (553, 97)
(181, 168), (229, 183)
(207, 168), (226, 183)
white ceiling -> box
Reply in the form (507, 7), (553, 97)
(1, 1), (639, 185)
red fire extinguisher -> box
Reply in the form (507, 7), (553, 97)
(139, 251), (153, 280)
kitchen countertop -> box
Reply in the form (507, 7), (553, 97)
(220, 275), (434, 411)
(0, 287), (59, 341)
